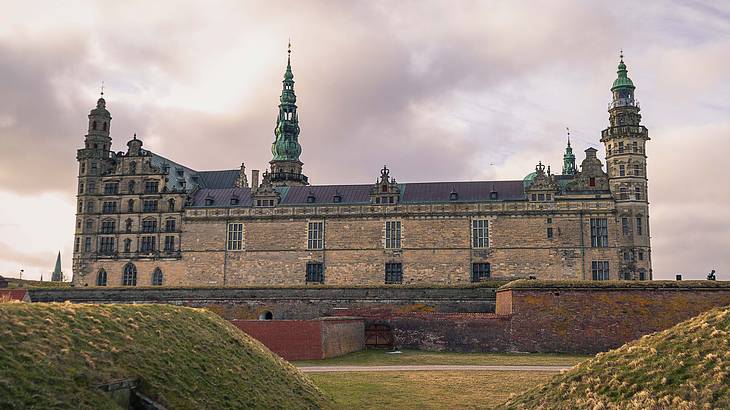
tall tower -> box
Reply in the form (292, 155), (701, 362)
(562, 129), (577, 175)
(269, 43), (308, 186)
(51, 251), (63, 282)
(73, 91), (113, 279)
(600, 54), (652, 280)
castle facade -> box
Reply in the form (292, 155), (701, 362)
(72, 51), (651, 287)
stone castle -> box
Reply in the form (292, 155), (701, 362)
(72, 50), (651, 287)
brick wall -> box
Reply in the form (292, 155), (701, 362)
(500, 285), (730, 353)
(230, 318), (364, 360)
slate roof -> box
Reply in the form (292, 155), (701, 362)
(196, 170), (239, 189)
(190, 180), (527, 207)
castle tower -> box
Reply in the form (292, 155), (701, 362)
(562, 129), (577, 175)
(269, 43), (308, 186)
(600, 54), (652, 280)
(51, 251), (63, 282)
(73, 91), (113, 279)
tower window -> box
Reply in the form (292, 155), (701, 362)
(168, 199), (176, 211)
(140, 236), (156, 253)
(152, 268), (163, 286)
(102, 122), (108, 131)
(590, 218), (609, 248)
(622, 217), (630, 235)
(78, 182), (84, 194)
(385, 263), (403, 284)
(165, 219), (176, 232)
(635, 187), (642, 201)
(99, 237), (115, 255)
(589, 177), (596, 187)
(227, 223), (244, 251)
(96, 269), (107, 286)
(129, 162), (136, 175)
(472, 219), (489, 248)
(80, 163), (86, 174)
(92, 120), (97, 130)
(164, 236), (175, 252)
(619, 165), (625, 177)
(638, 251), (644, 261)
(471, 263), (491, 282)
(128, 181), (136, 193)
(85, 220), (93, 231)
(144, 181), (159, 194)
(591, 261), (609, 281)
(100, 220), (115, 234)
(128, 199), (134, 212)
(104, 182), (119, 194)
(143, 200), (158, 212)
(88, 182), (95, 193)
(102, 201), (117, 214)
(74, 237), (80, 253)
(547, 227), (554, 239)
(305, 262), (324, 284)
(619, 187), (628, 200)
(307, 221), (324, 250)
(385, 221), (401, 249)
(618, 142), (624, 153)
(632, 141), (638, 153)
(636, 217), (643, 235)
(84, 237), (92, 252)
(124, 238), (131, 253)
(633, 164), (641, 176)
(122, 263), (137, 286)
(142, 219), (157, 233)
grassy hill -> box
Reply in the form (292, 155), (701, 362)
(3, 278), (71, 289)
(0, 302), (330, 409)
(502, 305), (730, 409)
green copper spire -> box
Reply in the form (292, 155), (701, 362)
(51, 251), (63, 282)
(271, 41), (302, 162)
(611, 51), (635, 91)
(562, 128), (577, 175)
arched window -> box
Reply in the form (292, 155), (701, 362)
(124, 238), (132, 253)
(92, 120), (97, 130)
(128, 199), (134, 213)
(102, 122), (108, 131)
(152, 268), (163, 286)
(125, 218), (133, 233)
(168, 199), (175, 212)
(128, 180), (136, 194)
(122, 263), (137, 286)
(129, 162), (136, 175)
(96, 269), (107, 286)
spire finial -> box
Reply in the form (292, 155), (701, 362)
(620, 49), (624, 63)
(288, 37), (292, 55)
(100, 80), (105, 96)
(133, 133), (137, 140)
(566, 127), (571, 147)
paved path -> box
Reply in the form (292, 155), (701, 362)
(298, 365), (571, 373)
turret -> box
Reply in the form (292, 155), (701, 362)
(269, 42), (308, 186)
(562, 129), (577, 175)
(600, 53), (651, 280)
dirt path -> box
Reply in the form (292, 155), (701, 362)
(297, 365), (571, 373)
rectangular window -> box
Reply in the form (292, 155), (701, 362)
(102, 201), (117, 214)
(618, 142), (624, 153)
(547, 227), (554, 239)
(591, 261), (609, 280)
(124, 239), (131, 253)
(305, 262), (324, 283)
(471, 263), (491, 282)
(619, 164), (625, 176)
(88, 182), (96, 193)
(74, 237), (80, 253)
(633, 164), (641, 176)
(589, 177), (596, 187)
(622, 217), (630, 235)
(140, 236), (156, 253)
(100, 220), (115, 234)
(307, 221), (324, 250)
(632, 141), (638, 153)
(84, 237), (92, 252)
(143, 200), (158, 213)
(78, 182), (84, 194)
(635, 187), (642, 201)
(227, 223), (244, 251)
(636, 217), (643, 236)
(385, 221), (401, 249)
(142, 220), (157, 233)
(99, 237), (115, 255)
(78, 201), (83, 213)
(164, 236), (175, 252)
(80, 163), (86, 174)
(144, 181), (159, 194)
(104, 182), (119, 194)
(590, 218), (609, 248)
(86, 201), (95, 213)
(385, 262), (403, 284)
(471, 219), (489, 248)
(165, 219), (176, 232)
(638, 251), (644, 261)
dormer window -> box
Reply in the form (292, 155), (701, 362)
(490, 191), (498, 200)
(230, 197), (240, 205)
(306, 192), (316, 203)
(449, 191), (458, 201)
(589, 177), (596, 187)
(333, 193), (342, 203)
(204, 197), (214, 206)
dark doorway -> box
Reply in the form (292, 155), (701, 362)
(365, 323), (393, 348)
(258, 311), (273, 320)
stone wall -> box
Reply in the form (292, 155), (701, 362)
(27, 286), (498, 320)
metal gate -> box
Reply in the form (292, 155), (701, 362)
(364, 323), (393, 348)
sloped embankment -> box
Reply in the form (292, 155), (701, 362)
(0, 303), (330, 409)
(502, 305), (730, 409)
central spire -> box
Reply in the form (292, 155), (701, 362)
(269, 42), (308, 186)
(563, 127), (577, 175)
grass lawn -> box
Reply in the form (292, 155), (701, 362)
(294, 348), (589, 367)
(309, 370), (555, 409)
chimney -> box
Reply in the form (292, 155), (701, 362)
(251, 169), (260, 188)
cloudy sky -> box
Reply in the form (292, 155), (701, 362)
(0, 0), (728, 280)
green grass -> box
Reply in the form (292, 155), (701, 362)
(0, 302), (330, 409)
(502, 306), (730, 409)
(310, 371), (555, 409)
(4, 278), (71, 289)
(294, 349), (588, 367)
